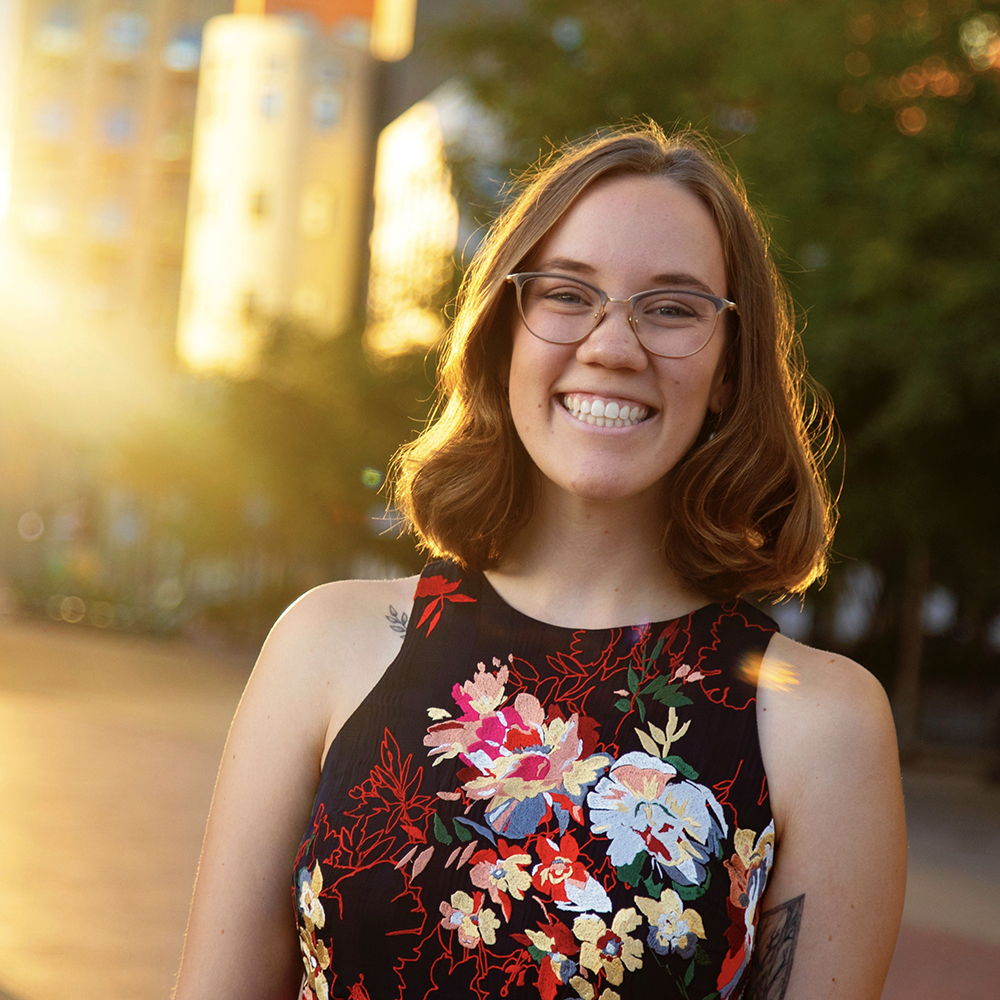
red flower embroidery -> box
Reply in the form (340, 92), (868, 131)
(414, 575), (476, 635)
(517, 917), (579, 1000)
(532, 833), (612, 913)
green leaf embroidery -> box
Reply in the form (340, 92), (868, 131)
(664, 755), (700, 780)
(433, 813), (453, 845)
(616, 851), (646, 888)
(643, 875), (663, 900)
(643, 674), (669, 694)
(614, 697), (632, 713)
(694, 944), (712, 966)
(644, 634), (666, 668)
(452, 818), (472, 842)
(637, 696), (647, 722)
(526, 943), (548, 964)
(672, 869), (711, 900)
(651, 684), (694, 708)
(627, 667), (640, 693)
(684, 959), (696, 986)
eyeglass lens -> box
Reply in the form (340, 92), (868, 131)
(517, 275), (721, 357)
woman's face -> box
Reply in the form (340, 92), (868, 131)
(508, 173), (731, 506)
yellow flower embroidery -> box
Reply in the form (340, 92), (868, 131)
(573, 908), (643, 985)
(299, 925), (330, 1000)
(298, 862), (325, 930)
(635, 891), (706, 958)
(568, 976), (621, 1000)
(439, 890), (500, 948)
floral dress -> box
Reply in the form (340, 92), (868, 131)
(293, 560), (779, 1000)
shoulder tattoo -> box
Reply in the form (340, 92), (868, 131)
(745, 894), (805, 1000)
(386, 604), (408, 637)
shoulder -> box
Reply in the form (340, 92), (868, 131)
(268, 575), (420, 654)
(247, 575), (421, 734)
(757, 633), (900, 831)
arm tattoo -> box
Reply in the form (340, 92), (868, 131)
(386, 605), (408, 637)
(744, 894), (805, 1000)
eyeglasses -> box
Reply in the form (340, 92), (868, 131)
(505, 272), (738, 359)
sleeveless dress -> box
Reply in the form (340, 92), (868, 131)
(293, 559), (779, 1000)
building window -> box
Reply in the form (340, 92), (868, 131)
(315, 57), (345, 84)
(311, 89), (343, 130)
(33, 98), (73, 143)
(102, 11), (150, 63)
(34, 8), (83, 59)
(99, 105), (137, 148)
(162, 25), (202, 73)
(259, 88), (283, 118)
(88, 200), (130, 243)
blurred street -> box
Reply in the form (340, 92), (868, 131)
(0, 615), (998, 1000)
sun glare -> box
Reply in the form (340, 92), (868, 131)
(366, 99), (459, 358)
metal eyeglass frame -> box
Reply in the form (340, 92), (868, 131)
(505, 271), (738, 359)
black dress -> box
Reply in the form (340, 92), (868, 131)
(294, 559), (779, 1000)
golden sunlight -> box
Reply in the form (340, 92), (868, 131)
(737, 651), (801, 693)
(365, 99), (459, 358)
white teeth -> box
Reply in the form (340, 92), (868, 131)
(560, 394), (650, 428)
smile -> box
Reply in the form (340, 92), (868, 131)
(560, 393), (651, 428)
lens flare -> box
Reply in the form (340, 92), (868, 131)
(737, 652), (801, 693)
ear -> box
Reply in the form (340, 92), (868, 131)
(707, 368), (732, 415)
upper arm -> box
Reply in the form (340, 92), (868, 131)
(751, 634), (907, 1000)
(174, 577), (417, 1000)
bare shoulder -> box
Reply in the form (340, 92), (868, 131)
(759, 632), (894, 740)
(257, 574), (421, 766)
(757, 633), (900, 829)
(748, 640), (906, 998)
(267, 574), (420, 662)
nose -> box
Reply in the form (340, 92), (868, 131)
(575, 298), (649, 371)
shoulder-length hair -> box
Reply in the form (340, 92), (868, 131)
(390, 123), (835, 600)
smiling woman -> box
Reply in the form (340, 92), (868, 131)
(174, 125), (906, 1000)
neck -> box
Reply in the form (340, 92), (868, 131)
(486, 481), (709, 629)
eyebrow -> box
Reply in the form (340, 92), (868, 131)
(535, 256), (719, 296)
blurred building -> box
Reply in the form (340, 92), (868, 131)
(176, 0), (433, 375)
(3, 0), (233, 361)
(176, 12), (378, 374)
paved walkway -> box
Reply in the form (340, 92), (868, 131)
(0, 615), (997, 999)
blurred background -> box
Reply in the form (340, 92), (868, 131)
(0, 0), (997, 997)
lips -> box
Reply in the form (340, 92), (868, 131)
(560, 393), (652, 428)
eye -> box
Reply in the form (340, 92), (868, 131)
(639, 292), (713, 326)
(525, 277), (600, 312)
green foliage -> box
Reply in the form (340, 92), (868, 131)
(616, 851), (646, 887)
(440, 0), (1000, 677)
(433, 812), (454, 844)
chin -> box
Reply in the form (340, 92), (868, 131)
(556, 473), (667, 505)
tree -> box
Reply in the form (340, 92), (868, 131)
(439, 0), (1000, 731)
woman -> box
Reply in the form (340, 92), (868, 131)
(175, 125), (906, 1000)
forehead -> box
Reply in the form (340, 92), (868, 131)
(530, 174), (727, 294)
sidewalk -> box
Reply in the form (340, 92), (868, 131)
(0, 614), (997, 999)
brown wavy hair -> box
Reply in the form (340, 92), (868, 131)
(390, 123), (835, 600)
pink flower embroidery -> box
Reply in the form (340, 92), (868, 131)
(424, 662), (611, 838)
